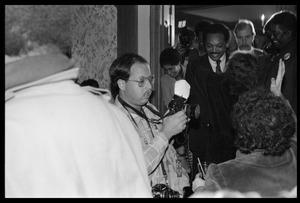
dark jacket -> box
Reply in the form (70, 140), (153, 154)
(260, 39), (297, 115)
(185, 54), (237, 164)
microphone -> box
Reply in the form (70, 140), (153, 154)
(168, 79), (200, 120)
(174, 79), (190, 100)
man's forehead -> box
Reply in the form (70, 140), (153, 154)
(236, 26), (252, 35)
(130, 63), (151, 75)
(270, 24), (285, 32)
(206, 33), (225, 39)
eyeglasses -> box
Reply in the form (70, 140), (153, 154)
(127, 75), (155, 87)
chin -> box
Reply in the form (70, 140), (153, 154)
(208, 55), (221, 61)
(140, 97), (149, 104)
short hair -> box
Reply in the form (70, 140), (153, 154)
(232, 87), (296, 156)
(224, 51), (259, 96)
(203, 23), (231, 44)
(233, 19), (256, 36)
(109, 53), (148, 99)
(194, 20), (213, 37)
(5, 5), (73, 57)
(159, 47), (182, 68)
(263, 10), (297, 37)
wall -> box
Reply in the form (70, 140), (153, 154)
(71, 5), (117, 89)
(138, 5), (150, 63)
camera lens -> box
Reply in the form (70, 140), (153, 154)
(186, 104), (200, 119)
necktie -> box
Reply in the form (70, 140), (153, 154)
(216, 59), (221, 74)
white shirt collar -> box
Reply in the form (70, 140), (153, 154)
(208, 53), (226, 73)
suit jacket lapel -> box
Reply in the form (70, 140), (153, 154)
(204, 54), (214, 72)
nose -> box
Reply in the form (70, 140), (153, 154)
(144, 78), (153, 89)
(242, 37), (246, 44)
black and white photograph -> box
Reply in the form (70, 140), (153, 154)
(5, 5), (297, 198)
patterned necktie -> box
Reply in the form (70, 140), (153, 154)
(216, 59), (221, 74)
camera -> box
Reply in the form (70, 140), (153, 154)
(178, 26), (195, 58)
(168, 95), (200, 120)
(152, 184), (180, 198)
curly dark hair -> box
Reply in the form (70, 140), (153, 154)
(231, 87), (296, 156)
(224, 51), (259, 97)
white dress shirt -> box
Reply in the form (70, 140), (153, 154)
(208, 54), (226, 73)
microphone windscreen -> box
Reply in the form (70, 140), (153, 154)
(174, 79), (190, 99)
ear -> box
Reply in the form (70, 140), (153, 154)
(117, 79), (126, 91)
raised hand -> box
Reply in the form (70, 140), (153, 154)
(270, 58), (285, 97)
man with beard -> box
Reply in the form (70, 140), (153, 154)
(109, 53), (190, 197)
(185, 23), (237, 180)
(260, 10), (297, 115)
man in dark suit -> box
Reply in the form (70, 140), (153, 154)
(260, 10), (297, 115)
(185, 23), (236, 180)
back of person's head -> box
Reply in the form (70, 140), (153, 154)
(233, 19), (256, 36)
(225, 51), (259, 96)
(80, 79), (99, 88)
(263, 10), (297, 38)
(159, 47), (182, 68)
(5, 5), (73, 58)
(194, 20), (213, 38)
(109, 53), (148, 99)
(232, 87), (296, 156)
(203, 23), (231, 44)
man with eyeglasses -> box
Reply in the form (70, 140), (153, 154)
(5, 6), (152, 197)
(109, 53), (191, 197)
(261, 10), (297, 115)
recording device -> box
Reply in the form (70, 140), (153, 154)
(167, 80), (200, 120)
(178, 26), (195, 59)
(168, 95), (200, 120)
(152, 184), (180, 198)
